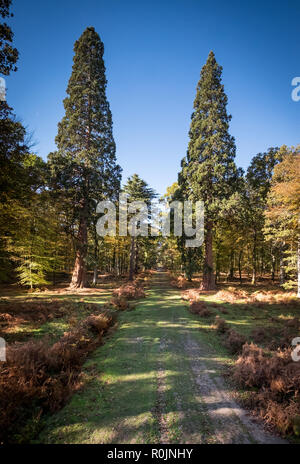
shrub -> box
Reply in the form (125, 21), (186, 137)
(224, 329), (246, 354)
(0, 310), (115, 443)
(215, 288), (248, 303)
(232, 343), (300, 436)
(250, 327), (268, 344)
(84, 313), (114, 334)
(170, 275), (189, 289)
(263, 401), (300, 435)
(189, 302), (212, 317)
(0, 300), (66, 331)
(181, 289), (201, 302)
(109, 296), (129, 311)
(113, 282), (145, 299)
(232, 343), (271, 388)
(214, 290), (238, 303)
(248, 291), (276, 304)
(212, 315), (228, 334)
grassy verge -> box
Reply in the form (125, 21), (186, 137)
(182, 285), (300, 348)
(0, 289), (113, 344)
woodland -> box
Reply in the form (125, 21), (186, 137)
(0, 0), (300, 446)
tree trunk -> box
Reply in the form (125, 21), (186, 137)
(184, 249), (193, 281)
(251, 264), (256, 285)
(52, 248), (57, 286)
(92, 266), (98, 286)
(251, 231), (257, 285)
(238, 250), (243, 285)
(297, 234), (300, 298)
(271, 250), (276, 282)
(29, 260), (33, 290)
(215, 251), (220, 285)
(129, 236), (135, 281)
(135, 241), (139, 275)
(201, 221), (215, 290)
(279, 242), (285, 286)
(228, 249), (234, 281)
(70, 214), (88, 288)
(112, 247), (116, 276)
(92, 224), (99, 286)
(115, 247), (120, 277)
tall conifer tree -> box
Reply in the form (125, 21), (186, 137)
(179, 51), (238, 290)
(49, 27), (121, 288)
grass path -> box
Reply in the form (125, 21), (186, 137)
(38, 272), (285, 444)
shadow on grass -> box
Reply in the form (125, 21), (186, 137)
(38, 274), (232, 443)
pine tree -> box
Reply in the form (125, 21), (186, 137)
(48, 27), (121, 288)
(123, 174), (156, 280)
(179, 51), (238, 289)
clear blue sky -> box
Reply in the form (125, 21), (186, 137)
(6, 0), (300, 195)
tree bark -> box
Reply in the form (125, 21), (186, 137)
(135, 241), (139, 275)
(201, 221), (216, 290)
(70, 213), (88, 288)
(228, 249), (234, 281)
(251, 231), (257, 285)
(92, 224), (99, 286)
(260, 248), (263, 276)
(215, 251), (220, 285)
(271, 250), (276, 282)
(92, 266), (98, 286)
(129, 236), (135, 281)
(279, 242), (286, 286)
(297, 234), (300, 298)
(184, 249), (193, 281)
(238, 250), (243, 285)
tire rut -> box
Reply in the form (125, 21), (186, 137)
(153, 337), (169, 443)
(151, 272), (286, 444)
(183, 332), (285, 444)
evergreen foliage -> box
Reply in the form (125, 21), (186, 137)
(179, 51), (239, 289)
(48, 27), (121, 288)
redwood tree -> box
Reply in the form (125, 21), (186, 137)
(48, 27), (121, 288)
(179, 51), (238, 290)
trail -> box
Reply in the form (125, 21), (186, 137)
(39, 272), (285, 444)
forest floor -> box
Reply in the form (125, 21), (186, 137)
(36, 272), (287, 444)
(0, 276), (124, 344)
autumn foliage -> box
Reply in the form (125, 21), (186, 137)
(233, 343), (300, 435)
(113, 281), (145, 300)
(0, 310), (115, 443)
(189, 301), (212, 317)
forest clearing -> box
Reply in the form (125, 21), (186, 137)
(1, 0), (300, 449)
(1, 271), (300, 443)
